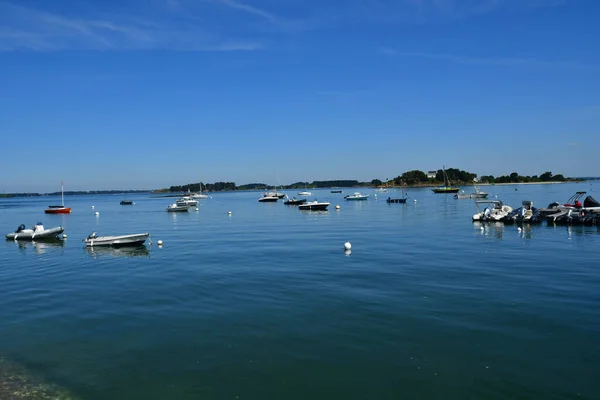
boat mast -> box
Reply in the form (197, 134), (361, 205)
(61, 180), (64, 206)
(442, 166), (449, 188)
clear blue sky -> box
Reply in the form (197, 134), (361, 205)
(1, 0), (599, 192)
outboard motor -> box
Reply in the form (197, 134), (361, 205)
(547, 201), (559, 208)
(584, 196), (600, 208)
(88, 232), (98, 240)
(16, 224), (25, 233)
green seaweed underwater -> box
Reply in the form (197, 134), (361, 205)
(0, 358), (78, 400)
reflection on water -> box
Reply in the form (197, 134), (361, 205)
(85, 245), (150, 259)
(14, 239), (65, 254)
(473, 221), (505, 240)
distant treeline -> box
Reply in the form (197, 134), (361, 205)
(388, 169), (580, 186)
(0, 190), (150, 198)
(166, 180), (371, 193)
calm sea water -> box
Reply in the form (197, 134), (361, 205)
(1, 183), (599, 399)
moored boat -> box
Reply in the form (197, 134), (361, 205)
(386, 197), (407, 204)
(503, 200), (543, 224)
(344, 192), (369, 201)
(167, 203), (190, 212)
(45, 181), (71, 214)
(176, 196), (197, 207)
(6, 223), (64, 241)
(284, 197), (307, 205)
(432, 166), (460, 193)
(539, 191), (586, 216)
(454, 186), (488, 199)
(258, 195), (279, 202)
(84, 232), (149, 247)
(386, 188), (408, 204)
(120, 200), (134, 205)
(298, 201), (330, 211)
(472, 200), (513, 222)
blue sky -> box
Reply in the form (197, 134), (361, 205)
(1, 0), (599, 192)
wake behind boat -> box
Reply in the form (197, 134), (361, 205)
(84, 232), (149, 247)
(6, 223), (64, 241)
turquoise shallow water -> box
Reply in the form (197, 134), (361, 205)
(1, 183), (599, 399)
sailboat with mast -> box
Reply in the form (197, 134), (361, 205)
(45, 181), (72, 214)
(190, 181), (208, 199)
(431, 166), (460, 193)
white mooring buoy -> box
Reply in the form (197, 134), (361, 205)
(344, 241), (352, 251)
(228, 211), (232, 215)
(335, 205), (340, 210)
(62, 234), (67, 239)
(195, 208), (199, 211)
(157, 240), (163, 246)
(95, 211), (99, 216)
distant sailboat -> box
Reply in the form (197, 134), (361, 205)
(190, 181), (208, 199)
(432, 166), (460, 193)
(45, 181), (71, 214)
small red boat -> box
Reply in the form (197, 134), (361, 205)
(45, 181), (71, 214)
(45, 205), (71, 214)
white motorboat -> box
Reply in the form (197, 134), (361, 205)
(258, 195), (279, 202)
(344, 192), (369, 201)
(472, 200), (513, 222)
(298, 201), (330, 211)
(454, 186), (489, 199)
(84, 232), (149, 247)
(298, 191), (312, 196)
(6, 223), (64, 241)
(167, 203), (190, 212)
(176, 196), (198, 207)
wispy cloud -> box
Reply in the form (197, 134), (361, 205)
(380, 49), (594, 70)
(0, 0), (576, 52)
(0, 0), (267, 51)
(211, 0), (278, 22)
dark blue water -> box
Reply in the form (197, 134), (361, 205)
(1, 183), (599, 399)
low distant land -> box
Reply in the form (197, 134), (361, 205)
(1, 169), (592, 198)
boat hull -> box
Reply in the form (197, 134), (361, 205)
(284, 199), (307, 205)
(84, 233), (149, 247)
(299, 202), (330, 211)
(432, 188), (460, 193)
(167, 204), (190, 212)
(454, 193), (488, 199)
(258, 197), (278, 202)
(6, 226), (64, 241)
(45, 207), (71, 214)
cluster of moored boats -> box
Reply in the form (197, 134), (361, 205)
(472, 192), (600, 225)
(257, 189), (381, 211)
(5, 222), (149, 248)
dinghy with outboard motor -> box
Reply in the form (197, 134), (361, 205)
(6, 223), (64, 241)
